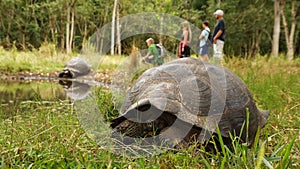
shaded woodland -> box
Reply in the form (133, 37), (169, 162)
(0, 0), (299, 58)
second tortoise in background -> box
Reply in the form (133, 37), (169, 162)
(58, 57), (91, 78)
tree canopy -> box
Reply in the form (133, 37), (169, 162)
(0, 0), (299, 58)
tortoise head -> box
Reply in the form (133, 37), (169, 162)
(258, 109), (269, 128)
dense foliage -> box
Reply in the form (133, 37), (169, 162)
(0, 0), (299, 57)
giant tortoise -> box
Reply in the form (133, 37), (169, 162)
(111, 58), (269, 148)
(58, 57), (91, 78)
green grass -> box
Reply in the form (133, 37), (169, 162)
(0, 47), (127, 74)
(0, 46), (73, 73)
(0, 55), (299, 168)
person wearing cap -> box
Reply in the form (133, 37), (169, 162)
(199, 21), (210, 62)
(142, 38), (162, 65)
(212, 9), (226, 63)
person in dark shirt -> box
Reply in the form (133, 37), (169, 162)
(212, 9), (226, 64)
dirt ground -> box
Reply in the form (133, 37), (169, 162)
(0, 70), (113, 84)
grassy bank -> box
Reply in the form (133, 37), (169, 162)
(0, 52), (299, 168)
(0, 47), (126, 74)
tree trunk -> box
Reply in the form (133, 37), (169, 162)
(100, 6), (109, 54)
(111, 0), (118, 55)
(116, 3), (121, 55)
(66, 0), (76, 54)
(280, 0), (298, 60)
(70, 4), (75, 51)
(296, 31), (300, 56)
(82, 19), (87, 47)
(60, 15), (65, 51)
(217, 0), (221, 8)
(272, 0), (280, 57)
(159, 17), (163, 44)
(22, 29), (26, 50)
(1, 5), (14, 47)
(249, 31), (261, 57)
(66, 0), (71, 53)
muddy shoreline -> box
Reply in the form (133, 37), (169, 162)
(0, 70), (113, 84)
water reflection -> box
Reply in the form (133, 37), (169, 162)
(0, 78), (113, 120)
(59, 80), (91, 100)
(0, 80), (67, 118)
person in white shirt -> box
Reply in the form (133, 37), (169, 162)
(199, 21), (210, 62)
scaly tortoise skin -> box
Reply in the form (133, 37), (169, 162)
(111, 58), (269, 147)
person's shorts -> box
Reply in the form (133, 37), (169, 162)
(200, 45), (208, 55)
(180, 46), (190, 58)
(142, 56), (154, 64)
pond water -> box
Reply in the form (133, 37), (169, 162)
(0, 80), (68, 119)
(0, 78), (118, 120)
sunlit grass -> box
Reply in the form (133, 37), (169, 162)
(0, 47), (127, 73)
(95, 55), (127, 71)
(0, 54), (299, 168)
(0, 48), (73, 73)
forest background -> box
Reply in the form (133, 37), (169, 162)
(0, 0), (299, 59)
(0, 1), (300, 168)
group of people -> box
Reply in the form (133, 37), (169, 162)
(179, 9), (226, 63)
(142, 9), (226, 65)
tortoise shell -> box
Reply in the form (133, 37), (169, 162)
(58, 57), (91, 78)
(111, 58), (268, 147)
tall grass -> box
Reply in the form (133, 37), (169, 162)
(0, 46), (74, 73)
(0, 46), (127, 74)
(0, 55), (299, 168)
(225, 56), (300, 168)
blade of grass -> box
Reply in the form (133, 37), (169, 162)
(200, 154), (212, 169)
(246, 108), (250, 144)
(281, 135), (296, 169)
(262, 157), (274, 169)
(216, 125), (227, 169)
(255, 141), (265, 169)
(253, 127), (261, 153)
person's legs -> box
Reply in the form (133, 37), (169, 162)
(213, 40), (224, 64)
(142, 55), (154, 64)
(156, 57), (164, 65)
(202, 54), (209, 62)
(185, 46), (190, 57)
(182, 46), (190, 57)
(200, 45), (209, 62)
